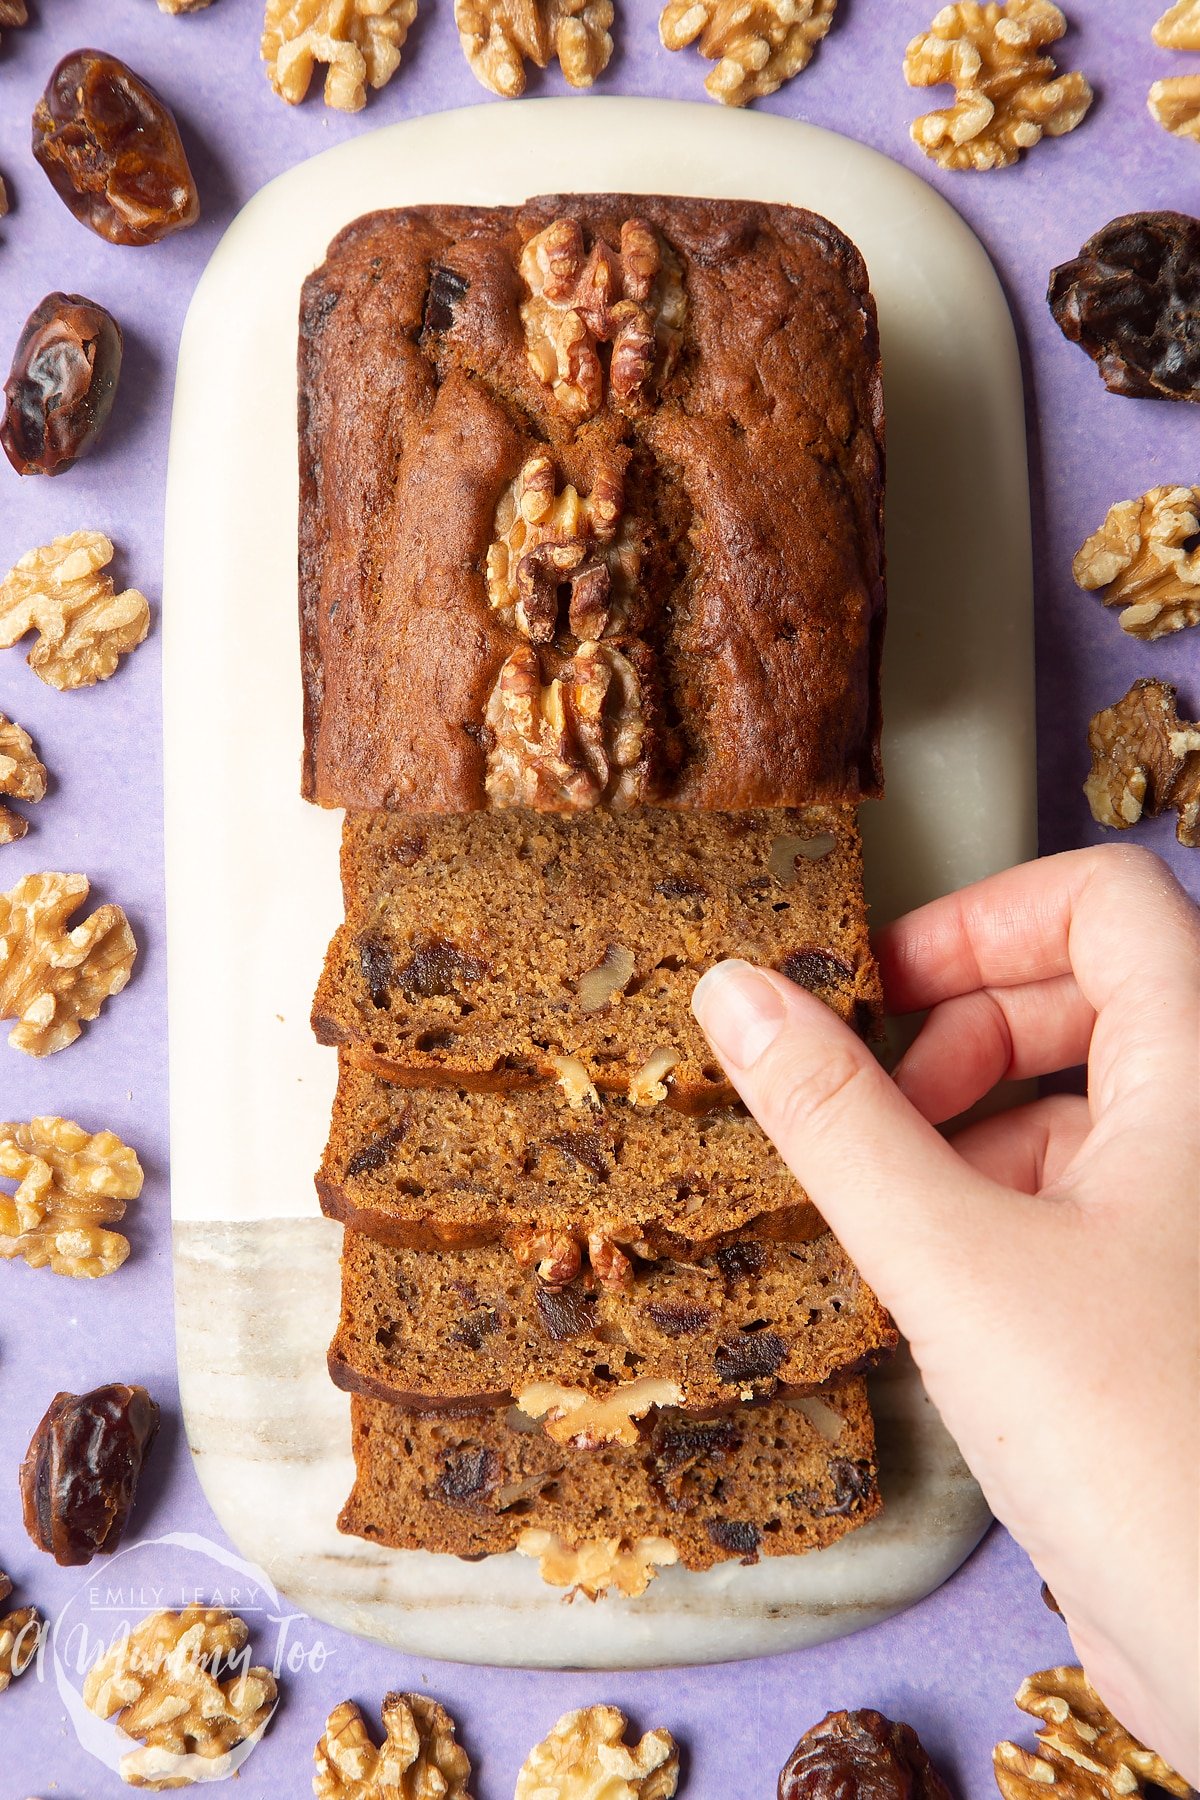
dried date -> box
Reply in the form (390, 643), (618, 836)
(20, 1383), (160, 1566)
(2, 292), (122, 476)
(1048, 211), (1200, 403)
(779, 1709), (954, 1800)
(32, 50), (200, 247)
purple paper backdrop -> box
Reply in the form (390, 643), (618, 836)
(0, 3), (1196, 1796)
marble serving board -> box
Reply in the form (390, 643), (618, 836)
(163, 99), (1034, 1669)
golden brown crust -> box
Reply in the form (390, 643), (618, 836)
(299, 195), (885, 812)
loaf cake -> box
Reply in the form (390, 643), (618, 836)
(339, 1381), (881, 1585)
(319, 1058), (823, 1256)
(329, 1231), (897, 1422)
(312, 805), (880, 1109)
(299, 195), (885, 815)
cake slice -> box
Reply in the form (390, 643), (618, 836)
(329, 1231), (896, 1432)
(318, 1058), (822, 1257)
(299, 196), (884, 815)
(311, 805), (880, 1110)
(338, 1381), (881, 1591)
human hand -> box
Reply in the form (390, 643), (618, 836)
(691, 846), (1200, 1780)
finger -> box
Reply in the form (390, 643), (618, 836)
(691, 960), (1040, 1308)
(875, 845), (1199, 1017)
(947, 1094), (1092, 1193)
(894, 974), (1096, 1124)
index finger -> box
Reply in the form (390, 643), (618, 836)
(874, 845), (1200, 1019)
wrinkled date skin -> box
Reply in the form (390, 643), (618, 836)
(20, 1383), (160, 1566)
(32, 49), (199, 246)
(779, 1710), (955, 1800)
(1048, 211), (1200, 403)
(2, 292), (123, 476)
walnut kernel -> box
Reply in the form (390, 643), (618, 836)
(1153, 1), (1200, 48)
(520, 217), (685, 418)
(904, 2), (1093, 171)
(314, 1692), (473, 1799)
(455, 0), (613, 97)
(0, 871), (137, 1057)
(0, 1115), (142, 1278)
(1148, 76), (1200, 141)
(83, 1606), (277, 1789)
(628, 1046), (680, 1107)
(487, 453), (637, 643)
(0, 715), (47, 846)
(515, 1705), (680, 1797)
(0, 532), (149, 690)
(511, 1225), (584, 1287)
(155, 0), (213, 10)
(995, 1667), (1191, 1800)
(659, 0), (836, 105)
(262, 0), (417, 110)
(1073, 487), (1200, 640)
(546, 1054), (601, 1109)
(0, 1570), (41, 1693)
(517, 1377), (683, 1448)
(484, 642), (648, 811)
(577, 942), (636, 1011)
(1084, 678), (1199, 848)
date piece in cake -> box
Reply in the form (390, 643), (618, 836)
(320, 1057), (822, 1257)
(338, 1381), (881, 1578)
(328, 1230), (897, 1417)
(299, 195), (884, 813)
(311, 806), (880, 1110)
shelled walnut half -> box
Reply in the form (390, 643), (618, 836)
(904, 1), (1093, 171)
(484, 641), (649, 811)
(1085, 678), (1199, 848)
(0, 1569), (42, 1693)
(1073, 486), (1200, 640)
(83, 1606), (277, 1789)
(455, 0), (613, 98)
(262, 0), (417, 111)
(487, 452), (638, 643)
(1153, 1), (1200, 49)
(0, 1115), (143, 1277)
(994, 1666), (1191, 1800)
(0, 871), (137, 1057)
(1148, 76), (1200, 141)
(515, 1705), (680, 1798)
(314, 1692), (474, 1799)
(0, 531), (149, 690)
(0, 715), (47, 846)
(659, 0), (836, 106)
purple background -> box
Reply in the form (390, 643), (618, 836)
(0, 2), (1197, 1796)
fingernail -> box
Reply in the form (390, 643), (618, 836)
(692, 960), (787, 1071)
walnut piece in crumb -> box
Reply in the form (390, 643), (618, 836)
(1154, 0), (1200, 48)
(1085, 678), (1199, 849)
(0, 1116), (142, 1278)
(314, 1692), (473, 1799)
(1149, 75), (1200, 140)
(0, 1569), (42, 1693)
(995, 1666), (1191, 1800)
(904, 2), (1093, 171)
(519, 216), (686, 418)
(484, 641), (648, 811)
(0, 715), (47, 847)
(546, 1054), (601, 1110)
(628, 1046), (680, 1107)
(262, 0), (417, 111)
(0, 871), (137, 1057)
(455, 0), (613, 98)
(0, 532), (149, 691)
(1073, 487), (1200, 640)
(517, 1377), (683, 1449)
(659, 0), (836, 105)
(83, 1606), (277, 1789)
(515, 1704), (680, 1798)
(487, 453), (638, 643)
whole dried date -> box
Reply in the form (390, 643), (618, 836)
(779, 1709), (954, 1800)
(1048, 212), (1200, 403)
(32, 50), (199, 246)
(2, 293), (123, 476)
(20, 1383), (160, 1565)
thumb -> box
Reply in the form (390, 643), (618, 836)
(690, 959), (1036, 1322)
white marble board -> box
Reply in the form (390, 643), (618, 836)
(163, 99), (1034, 1669)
